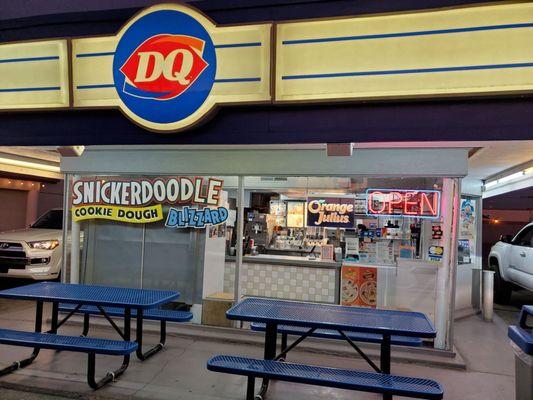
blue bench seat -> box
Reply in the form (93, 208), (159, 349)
(58, 303), (193, 322)
(0, 328), (137, 356)
(207, 355), (443, 399)
(250, 322), (422, 347)
(0, 327), (137, 390)
(508, 325), (533, 355)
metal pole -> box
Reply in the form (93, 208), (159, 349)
(482, 270), (494, 321)
(69, 175), (80, 284)
(60, 173), (70, 283)
(233, 176), (245, 317)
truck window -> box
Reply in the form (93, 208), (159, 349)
(513, 226), (533, 247)
(31, 210), (63, 230)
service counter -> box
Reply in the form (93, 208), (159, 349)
(224, 255), (438, 321)
(343, 259), (438, 322)
(224, 254), (341, 304)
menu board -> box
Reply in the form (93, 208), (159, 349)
(341, 264), (377, 308)
(286, 201), (305, 228)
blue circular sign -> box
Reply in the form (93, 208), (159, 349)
(113, 9), (216, 127)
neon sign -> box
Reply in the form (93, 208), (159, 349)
(306, 197), (355, 228)
(366, 189), (441, 219)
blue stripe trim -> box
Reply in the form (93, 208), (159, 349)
(0, 56), (59, 64)
(0, 86), (61, 93)
(282, 62), (533, 80)
(76, 52), (115, 58)
(215, 42), (262, 49)
(215, 77), (261, 83)
(282, 22), (533, 45)
(76, 84), (115, 89)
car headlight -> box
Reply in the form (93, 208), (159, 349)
(27, 240), (60, 250)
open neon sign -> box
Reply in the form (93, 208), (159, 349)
(366, 189), (441, 219)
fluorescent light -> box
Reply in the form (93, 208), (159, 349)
(485, 167), (532, 189)
(0, 157), (60, 173)
(498, 171), (525, 184)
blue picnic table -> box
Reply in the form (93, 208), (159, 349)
(0, 282), (179, 389)
(209, 297), (440, 400)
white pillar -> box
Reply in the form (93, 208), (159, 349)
(233, 176), (245, 307)
(434, 178), (460, 350)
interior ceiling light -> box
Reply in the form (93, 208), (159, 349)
(0, 157), (60, 173)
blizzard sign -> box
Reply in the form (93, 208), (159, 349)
(71, 177), (224, 224)
(112, 4), (217, 131)
(306, 197), (355, 228)
(165, 206), (228, 229)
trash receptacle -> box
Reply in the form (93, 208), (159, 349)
(508, 305), (533, 400)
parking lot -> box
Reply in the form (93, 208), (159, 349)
(494, 289), (533, 325)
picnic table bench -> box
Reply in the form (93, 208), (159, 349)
(58, 303), (192, 355)
(208, 355), (443, 399)
(207, 297), (443, 400)
(250, 322), (423, 350)
(0, 282), (180, 389)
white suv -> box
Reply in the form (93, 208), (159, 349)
(489, 222), (533, 303)
(0, 209), (63, 280)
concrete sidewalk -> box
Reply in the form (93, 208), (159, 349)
(0, 299), (515, 400)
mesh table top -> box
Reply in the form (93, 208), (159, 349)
(0, 282), (179, 309)
(227, 298), (436, 338)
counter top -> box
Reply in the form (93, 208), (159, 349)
(225, 254), (340, 269)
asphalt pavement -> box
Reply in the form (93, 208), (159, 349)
(494, 289), (533, 325)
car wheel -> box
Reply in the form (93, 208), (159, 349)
(492, 262), (511, 304)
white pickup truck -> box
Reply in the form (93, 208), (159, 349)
(489, 222), (533, 303)
(0, 209), (63, 281)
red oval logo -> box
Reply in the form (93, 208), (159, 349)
(119, 34), (209, 100)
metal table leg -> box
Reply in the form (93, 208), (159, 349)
(87, 307), (131, 389)
(381, 333), (392, 400)
(50, 302), (59, 333)
(0, 300), (42, 376)
(253, 322), (277, 400)
(135, 308), (165, 361)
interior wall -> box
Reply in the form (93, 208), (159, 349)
(37, 181), (63, 218)
(0, 188), (28, 231)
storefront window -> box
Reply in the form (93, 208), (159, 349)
(229, 176), (445, 323)
(64, 172), (457, 344)
(66, 175), (237, 316)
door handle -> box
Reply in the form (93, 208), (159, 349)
(520, 252), (526, 257)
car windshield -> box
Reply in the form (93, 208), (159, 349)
(31, 210), (63, 230)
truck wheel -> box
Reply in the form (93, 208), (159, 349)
(492, 262), (511, 304)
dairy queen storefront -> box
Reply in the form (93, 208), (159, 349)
(1, 0), (532, 353)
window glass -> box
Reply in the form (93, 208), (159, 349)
(32, 209), (63, 230)
(69, 175), (236, 311)
(234, 176), (444, 323)
(458, 197), (477, 265)
(514, 226), (533, 247)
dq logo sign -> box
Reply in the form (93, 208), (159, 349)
(113, 5), (217, 131)
(119, 34), (209, 100)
